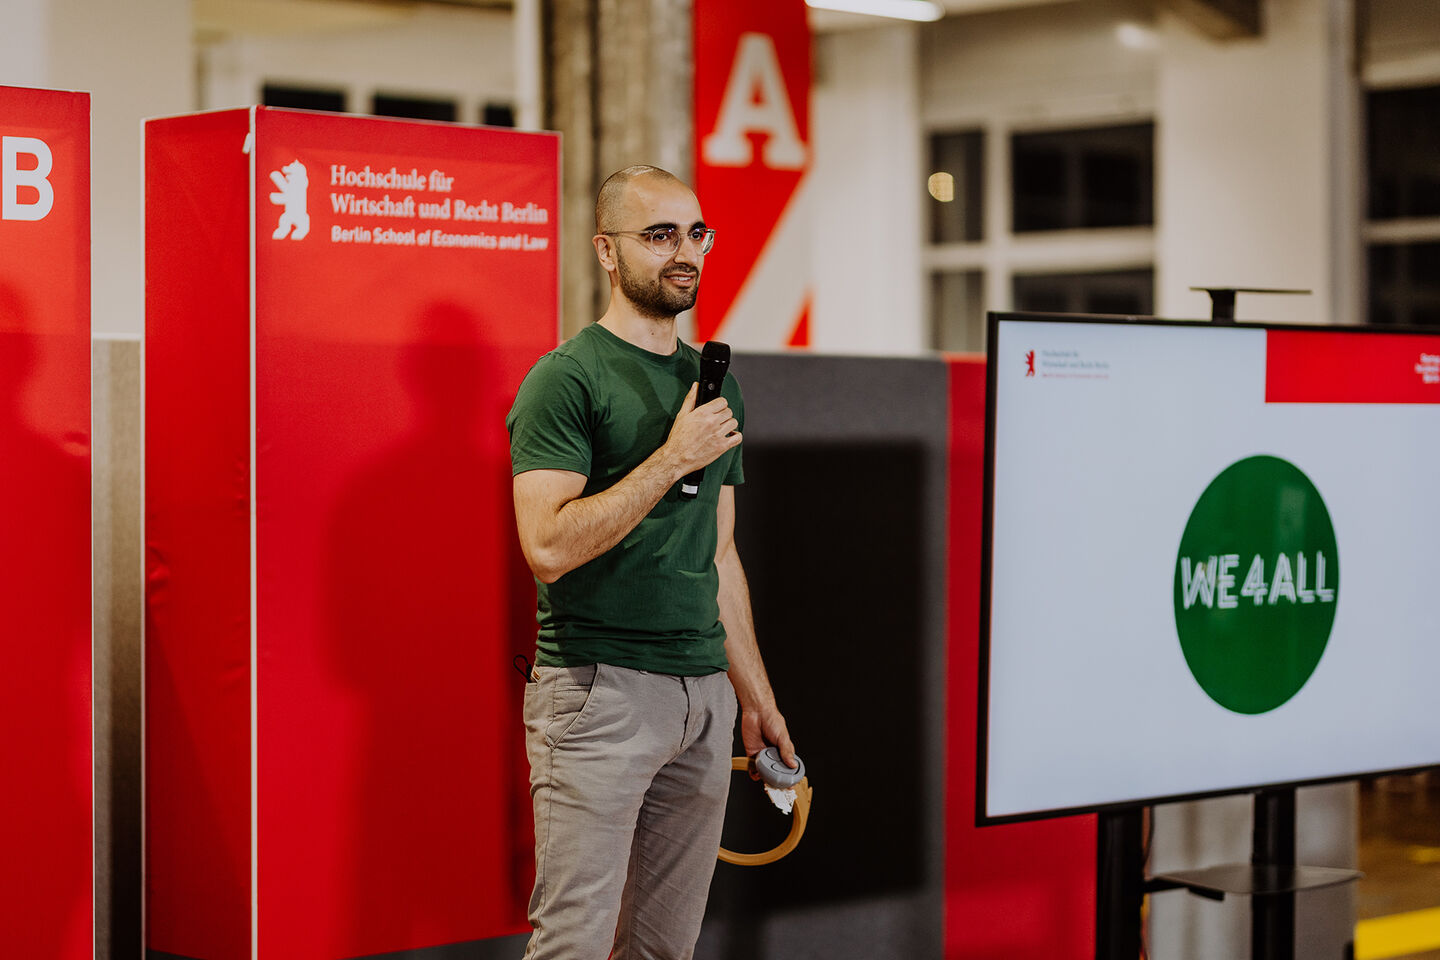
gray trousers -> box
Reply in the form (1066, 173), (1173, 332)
(522, 662), (738, 960)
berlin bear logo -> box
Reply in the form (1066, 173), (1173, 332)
(269, 160), (310, 240)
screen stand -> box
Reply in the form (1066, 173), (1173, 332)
(1191, 285), (1312, 322)
(1141, 787), (1361, 959)
(1098, 790), (1361, 959)
(1094, 808), (1145, 960)
(1250, 786), (1297, 960)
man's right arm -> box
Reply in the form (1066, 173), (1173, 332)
(513, 382), (741, 584)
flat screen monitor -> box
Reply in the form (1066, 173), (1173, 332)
(980, 312), (1440, 824)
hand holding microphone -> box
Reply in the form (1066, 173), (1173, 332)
(665, 341), (737, 500)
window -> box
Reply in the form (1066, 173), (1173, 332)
(372, 94), (457, 122)
(1368, 86), (1440, 220)
(929, 130), (984, 244)
(924, 120), (1156, 353)
(481, 102), (516, 128)
(262, 84), (346, 112)
(1368, 243), (1440, 326)
(931, 270), (986, 352)
(1011, 123), (1154, 232)
(1013, 269), (1155, 317)
(1365, 85), (1440, 326)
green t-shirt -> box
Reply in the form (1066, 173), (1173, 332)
(505, 322), (744, 675)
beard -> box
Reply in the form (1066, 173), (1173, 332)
(616, 247), (699, 319)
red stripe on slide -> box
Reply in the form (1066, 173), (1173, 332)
(1266, 329), (1440, 404)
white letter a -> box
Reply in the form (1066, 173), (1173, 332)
(702, 33), (807, 170)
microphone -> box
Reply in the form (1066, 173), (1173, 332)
(680, 340), (731, 500)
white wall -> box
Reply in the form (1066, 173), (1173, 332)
(0, 0), (193, 338)
(810, 24), (926, 355)
(918, 0), (1158, 346)
(1155, 0), (1359, 324)
(57, 0), (194, 340)
(920, 0), (1157, 128)
(1, 0), (51, 85)
(199, 5), (514, 124)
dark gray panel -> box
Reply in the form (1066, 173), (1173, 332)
(347, 933), (528, 959)
(700, 353), (949, 960)
(732, 354), (951, 442)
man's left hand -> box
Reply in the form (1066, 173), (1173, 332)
(741, 704), (797, 770)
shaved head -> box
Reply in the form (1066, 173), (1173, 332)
(595, 165), (688, 233)
(591, 165), (707, 320)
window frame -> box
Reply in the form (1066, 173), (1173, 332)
(923, 113), (1157, 353)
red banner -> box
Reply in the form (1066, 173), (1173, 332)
(0, 85), (92, 959)
(1266, 328), (1440, 404)
(146, 108), (259, 959)
(253, 107), (553, 958)
(147, 107), (557, 958)
(694, 0), (812, 348)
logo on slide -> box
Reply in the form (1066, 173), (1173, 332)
(1024, 350), (1036, 377)
(1173, 455), (1339, 715)
(268, 159), (310, 240)
(1418, 352), (1439, 385)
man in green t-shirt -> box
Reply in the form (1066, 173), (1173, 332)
(506, 165), (796, 959)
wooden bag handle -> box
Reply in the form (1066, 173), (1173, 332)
(717, 756), (812, 866)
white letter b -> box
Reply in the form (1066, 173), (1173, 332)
(3, 137), (56, 222)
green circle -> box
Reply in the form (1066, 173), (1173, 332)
(1173, 455), (1339, 715)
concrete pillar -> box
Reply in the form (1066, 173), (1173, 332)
(545, 0), (694, 337)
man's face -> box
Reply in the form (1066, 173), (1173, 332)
(610, 178), (706, 320)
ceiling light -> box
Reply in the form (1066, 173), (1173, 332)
(1116, 22), (1158, 50)
(928, 172), (955, 202)
(805, 0), (944, 22)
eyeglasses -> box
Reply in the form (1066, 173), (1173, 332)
(602, 225), (716, 257)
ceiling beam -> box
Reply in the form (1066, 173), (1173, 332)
(1162, 0), (1262, 39)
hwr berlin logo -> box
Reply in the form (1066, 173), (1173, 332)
(1173, 455), (1339, 715)
(269, 159), (310, 240)
(1024, 350), (1036, 377)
